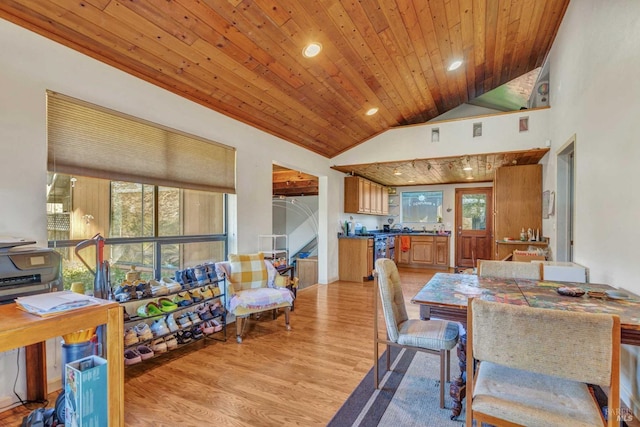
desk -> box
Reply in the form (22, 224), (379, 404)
(0, 300), (124, 426)
(412, 273), (640, 419)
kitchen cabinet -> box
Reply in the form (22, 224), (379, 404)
(344, 176), (388, 216)
(435, 236), (449, 267)
(410, 236), (434, 264)
(493, 165), (542, 260)
(396, 235), (450, 270)
(339, 237), (373, 282)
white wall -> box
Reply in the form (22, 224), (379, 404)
(0, 18), (342, 404)
(543, 0), (640, 413)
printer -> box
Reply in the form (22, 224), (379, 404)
(0, 246), (63, 304)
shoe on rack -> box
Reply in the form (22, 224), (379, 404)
(211, 318), (223, 332)
(114, 283), (136, 301)
(134, 322), (154, 341)
(189, 288), (204, 303)
(165, 313), (180, 333)
(124, 328), (139, 346)
(172, 291), (193, 307)
(165, 334), (178, 350)
(211, 285), (222, 297)
(158, 297), (178, 312)
(194, 265), (209, 286)
(177, 313), (192, 329)
(210, 302), (226, 318)
(185, 268), (197, 287)
(192, 325), (204, 340)
(137, 301), (163, 318)
(196, 304), (213, 321)
(187, 311), (202, 324)
(124, 349), (142, 365)
(176, 330), (192, 345)
(201, 321), (215, 335)
(136, 345), (154, 360)
(150, 318), (170, 338)
(204, 262), (217, 281)
(149, 280), (169, 297)
(200, 286), (214, 299)
(151, 338), (168, 353)
(135, 281), (152, 298)
(160, 277), (182, 293)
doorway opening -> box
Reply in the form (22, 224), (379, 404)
(556, 135), (575, 262)
(455, 187), (493, 269)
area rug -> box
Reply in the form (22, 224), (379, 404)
(328, 348), (465, 427)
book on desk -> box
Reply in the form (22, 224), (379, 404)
(15, 291), (100, 317)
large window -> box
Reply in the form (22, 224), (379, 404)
(47, 173), (227, 289)
(46, 92), (234, 290)
(401, 191), (443, 224)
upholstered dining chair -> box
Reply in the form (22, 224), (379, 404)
(477, 259), (543, 280)
(373, 258), (459, 408)
(215, 253), (294, 343)
(466, 298), (620, 427)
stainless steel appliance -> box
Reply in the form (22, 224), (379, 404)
(0, 246), (62, 304)
(374, 235), (388, 264)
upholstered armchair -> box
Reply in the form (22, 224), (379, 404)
(215, 253), (294, 343)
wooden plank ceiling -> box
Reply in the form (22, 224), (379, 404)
(331, 148), (550, 187)
(0, 1), (568, 159)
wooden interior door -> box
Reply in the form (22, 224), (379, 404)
(455, 188), (493, 268)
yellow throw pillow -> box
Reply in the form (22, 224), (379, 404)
(228, 253), (268, 290)
(274, 274), (289, 288)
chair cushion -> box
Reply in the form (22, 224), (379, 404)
(397, 319), (459, 351)
(228, 287), (293, 314)
(228, 253), (268, 291)
(473, 361), (603, 427)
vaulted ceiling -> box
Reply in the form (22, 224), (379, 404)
(0, 1), (569, 159)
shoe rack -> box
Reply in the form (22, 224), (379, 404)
(119, 275), (227, 367)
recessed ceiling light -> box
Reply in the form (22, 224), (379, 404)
(393, 168), (402, 176)
(302, 42), (322, 58)
(366, 107), (379, 116)
(466, 176), (474, 180)
(448, 60), (463, 71)
(408, 180), (415, 183)
(463, 156), (473, 171)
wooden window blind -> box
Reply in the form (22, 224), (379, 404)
(47, 92), (236, 194)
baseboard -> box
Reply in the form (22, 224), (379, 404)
(0, 394), (19, 411)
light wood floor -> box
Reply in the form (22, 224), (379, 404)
(0, 267), (438, 427)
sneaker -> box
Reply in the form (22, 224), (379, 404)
(135, 281), (152, 298)
(134, 322), (153, 341)
(124, 349), (142, 365)
(192, 325), (204, 340)
(211, 285), (222, 297)
(165, 334), (178, 350)
(124, 328), (139, 346)
(151, 338), (168, 353)
(150, 318), (170, 337)
(210, 302), (226, 318)
(185, 268), (197, 287)
(160, 277), (182, 293)
(177, 313), (192, 329)
(194, 265), (209, 286)
(187, 311), (202, 324)
(165, 314), (180, 333)
(149, 280), (169, 297)
(196, 304), (213, 321)
(204, 262), (217, 281)
(176, 330), (192, 345)
(114, 283), (136, 301)
(136, 345), (154, 360)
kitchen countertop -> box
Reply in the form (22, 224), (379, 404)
(339, 231), (451, 238)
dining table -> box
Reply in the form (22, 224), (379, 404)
(411, 272), (640, 420)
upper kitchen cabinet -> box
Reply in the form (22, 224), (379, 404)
(344, 176), (388, 216)
(493, 165), (543, 259)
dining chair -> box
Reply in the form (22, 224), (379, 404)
(373, 258), (459, 408)
(466, 298), (620, 427)
(477, 259), (542, 280)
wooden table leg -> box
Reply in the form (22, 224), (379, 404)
(25, 342), (47, 402)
